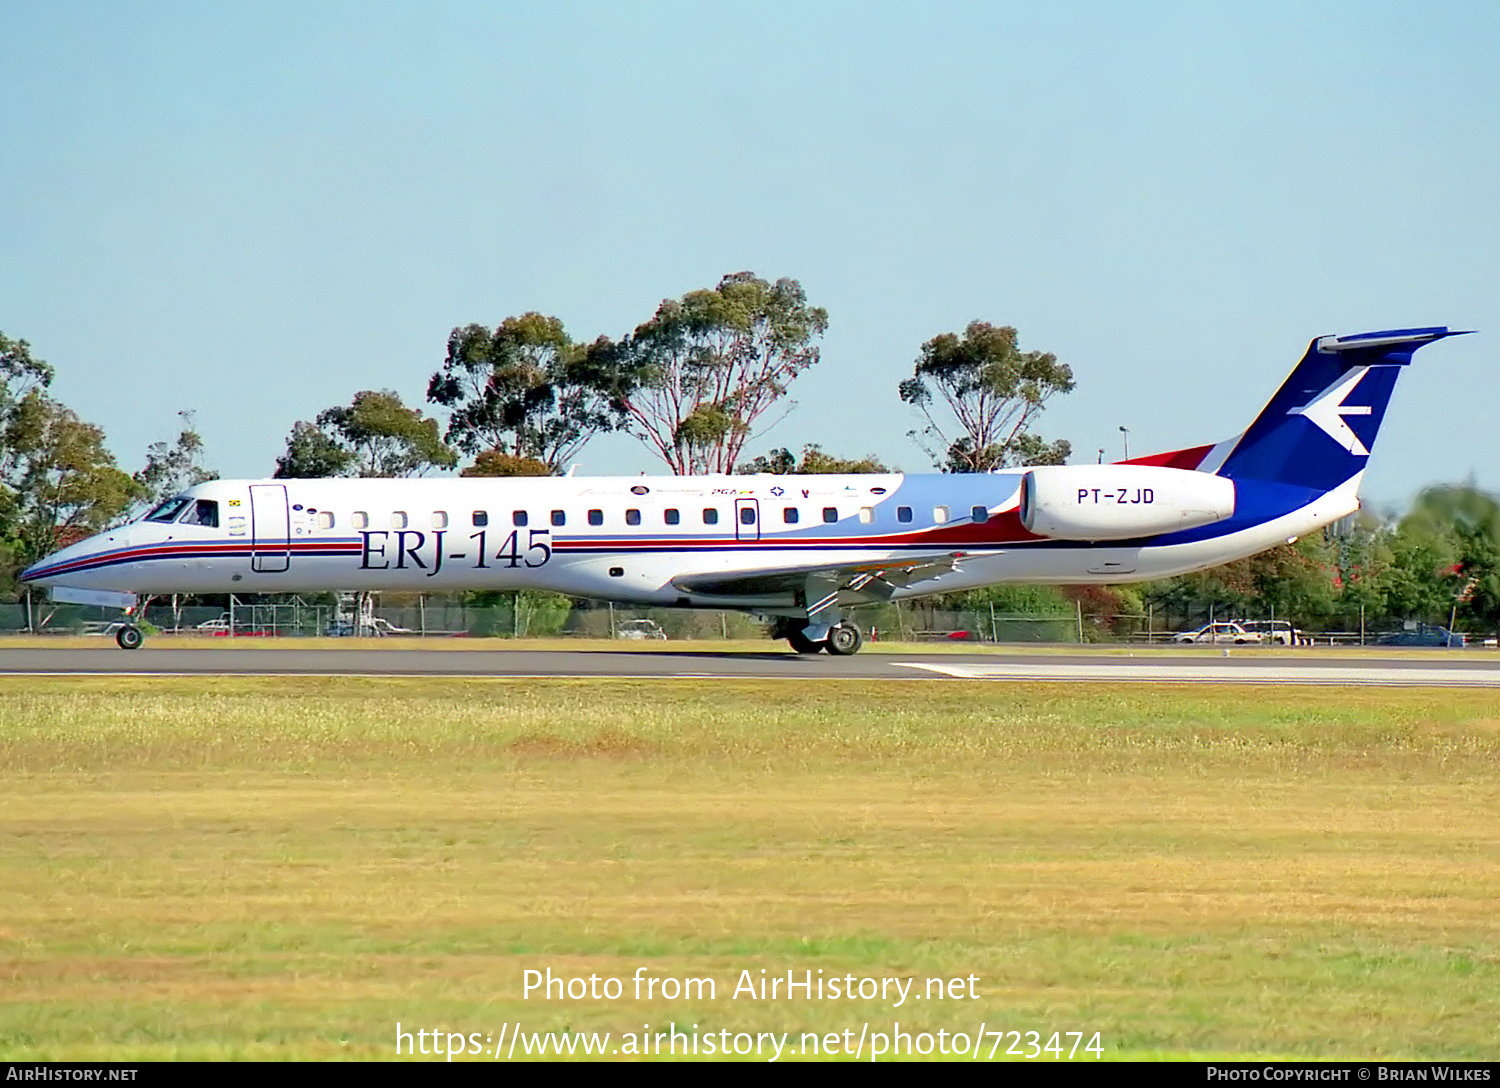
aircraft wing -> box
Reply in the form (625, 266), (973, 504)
(671, 552), (971, 601)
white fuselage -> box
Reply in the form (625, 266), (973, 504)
(21, 470), (1360, 609)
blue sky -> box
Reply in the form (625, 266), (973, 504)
(3, 1), (1496, 512)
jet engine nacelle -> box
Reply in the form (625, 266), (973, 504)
(1019, 464), (1236, 541)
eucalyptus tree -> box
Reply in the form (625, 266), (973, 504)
(136, 411), (216, 508)
(0, 333), (142, 580)
(737, 444), (889, 475)
(428, 313), (618, 474)
(579, 272), (828, 475)
(899, 321), (1073, 472)
(274, 390), (456, 478)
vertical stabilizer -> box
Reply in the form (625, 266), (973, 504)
(1214, 327), (1466, 492)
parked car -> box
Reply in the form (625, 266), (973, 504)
(195, 615), (276, 637)
(1375, 625), (1466, 648)
(1237, 619), (1308, 646)
(616, 619), (667, 640)
(1173, 622), (1261, 644)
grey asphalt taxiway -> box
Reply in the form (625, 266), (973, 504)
(2, 645), (1500, 685)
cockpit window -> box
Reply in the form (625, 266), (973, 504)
(144, 496), (192, 523)
(179, 499), (219, 528)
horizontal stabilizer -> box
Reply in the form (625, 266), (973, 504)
(1315, 328), (1472, 355)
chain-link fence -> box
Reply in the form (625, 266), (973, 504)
(1, 594), (1492, 646)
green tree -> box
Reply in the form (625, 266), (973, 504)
(0, 334), (57, 520)
(1145, 537), (1341, 628)
(0, 333), (143, 584)
(1380, 519), (1461, 623)
(1320, 511), (1396, 629)
(0, 333), (54, 421)
(274, 420), (358, 479)
(936, 583), (1071, 614)
(136, 411), (217, 507)
(579, 272), (828, 474)
(274, 391), (457, 479)
(899, 322), (1073, 472)
(1395, 484), (1500, 632)
(428, 314), (617, 472)
(737, 444), (890, 474)
(4, 396), (143, 571)
(460, 451), (552, 477)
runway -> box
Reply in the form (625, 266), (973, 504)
(2, 645), (1500, 685)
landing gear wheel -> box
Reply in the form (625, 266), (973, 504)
(115, 624), (144, 651)
(787, 628), (824, 654)
(825, 622), (863, 656)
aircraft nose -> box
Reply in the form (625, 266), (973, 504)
(17, 535), (104, 586)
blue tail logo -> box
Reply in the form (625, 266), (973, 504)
(1216, 327), (1470, 493)
(1288, 366), (1376, 456)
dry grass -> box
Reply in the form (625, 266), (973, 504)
(1, 678), (1497, 1061)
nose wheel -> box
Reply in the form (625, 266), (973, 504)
(115, 624), (144, 650)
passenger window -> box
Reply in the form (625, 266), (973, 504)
(472, 510), (488, 527)
(859, 507), (874, 524)
(703, 508), (719, 525)
(933, 505), (949, 523)
(897, 506), (913, 523)
(316, 511), (335, 530)
(822, 507), (838, 523)
(353, 511), (369, 530)
(513, 510), (528, 527)
(664, 508), (680, 525)
(783, 508), (799, 524)
(392, 511), (408, 529)
(588, 509), (603, 526)
(971, 505), (987, 522)
(740, 506), (756, 525)
(626, 509), (641, 526)
(551, 510), (566, 526)
(432, 511), (449, 529)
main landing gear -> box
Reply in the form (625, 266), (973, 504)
(115, 624), (144, 650)
(775, 618), (865, 656)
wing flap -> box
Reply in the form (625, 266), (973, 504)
(672, 552), (970, 600)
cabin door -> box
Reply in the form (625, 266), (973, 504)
(249, 484), (291, 573)
(734, 498), (761, 542)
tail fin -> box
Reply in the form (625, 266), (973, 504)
(1208, 327), (1468, 491)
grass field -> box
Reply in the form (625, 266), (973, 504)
(2, 676), (1497, 1062)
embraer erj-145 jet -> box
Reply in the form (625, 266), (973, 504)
(21, 327), (1467, 654)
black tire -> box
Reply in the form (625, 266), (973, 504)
(787, 627), (824, 654)
(825, 622), (863, 656)
(115, 625), (144, 650)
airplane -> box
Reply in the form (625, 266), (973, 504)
(19, 326), (1468, 654)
